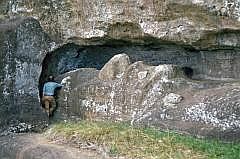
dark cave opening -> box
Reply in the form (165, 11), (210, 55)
(39, 42), (240, 97)
(182, 67), (194, 79)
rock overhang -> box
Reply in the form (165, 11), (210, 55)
(0, 0), (240, 141)
(2, 0), (240, 48)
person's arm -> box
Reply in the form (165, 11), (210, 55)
(55, 82), (63, 88)
(43, 84), (46, 95)
(58, 83), (64, 87)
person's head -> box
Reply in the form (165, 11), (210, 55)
(48, 75), (54, 82)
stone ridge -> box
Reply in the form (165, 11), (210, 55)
(1, 0), (240, 48)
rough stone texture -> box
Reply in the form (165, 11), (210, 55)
(55, 54), (240, 141)
(39, 43), (240, 85)
(0, 0), (240, 143)
(0, 134), (107, 159)
(0, 17), (52, 132)
(162, 93), (183, 108)
(54, 68), (99, 120)
(1, 0), (240, 48)
(98, 53), (130, 80)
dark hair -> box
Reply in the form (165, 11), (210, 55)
(48, 75), (54, 82)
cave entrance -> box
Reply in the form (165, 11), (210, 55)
(39, 43), (118, 97)
(182, 67), (194, 79)
(39, 43), (202, 96)
(39, 42), (240, 96)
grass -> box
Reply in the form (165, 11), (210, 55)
(46, 121), (240, 159)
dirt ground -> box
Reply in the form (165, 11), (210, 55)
(0, 133), (113, 159)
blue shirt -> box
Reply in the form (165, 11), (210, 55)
(43, 82), (63, 96)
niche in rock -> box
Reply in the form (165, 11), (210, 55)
(39, 42), (240, 96)
(182, 67), (194, 78)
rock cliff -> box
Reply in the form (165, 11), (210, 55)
(0, 17), (51, 133)
(0, 0), (240, 141)
(2, 0), (240, 47)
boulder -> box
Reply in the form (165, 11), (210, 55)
(56, 54), (240, 141)
(98, 53), (130, 80)
(0, 17), (52, 133)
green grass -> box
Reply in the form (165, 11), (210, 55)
(143, 128), (240, 159)
(46, 121), (240, 159)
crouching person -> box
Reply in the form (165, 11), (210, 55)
(42, 75), (63, 117)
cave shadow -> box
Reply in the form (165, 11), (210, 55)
(39, 42), (201, 96)
(182, 66), (194, 79)
(38, 42), (204, 119)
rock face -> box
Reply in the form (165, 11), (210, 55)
(0, 0), (240, 141)
(0, 17), (51, 132)
(1, 0), (240, 48)
(98, 53), (130, 80)
(56, 54), (240, 141)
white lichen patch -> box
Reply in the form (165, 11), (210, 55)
(184, 103), (240, 130)
(148, 65), (176, 84)
(192, 0), (205, 4)
(139, 20), (168, 38)
(8, 1), (33, 14)
(61, 76), (71, 85)
(81, 29), (106, 38)
(81, 97), (121, 116)
(163, 93), (183, 108)
(63, 29), (77, 39)
(49, 42), (58, 52)
(139, 18), (195, 41)
(61, 76), (71, 102)
(1, 123), (34, 135)
(92, 0), (113, 21)
(138, 71), (148, 80)
(116, 73), (124, 79)
(131, 66), (170, 124)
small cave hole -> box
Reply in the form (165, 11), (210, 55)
(182, 67), (194, 79)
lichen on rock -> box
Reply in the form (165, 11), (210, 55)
(54, 54), (240, 141)
(1, 0), (240, 142)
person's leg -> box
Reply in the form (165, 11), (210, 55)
(43, 96), (50, 117)
(49, 96), (56, 117)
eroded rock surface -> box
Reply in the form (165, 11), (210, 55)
(55, 54), (240, 141)
(0, 0), (240, 143)
(99, 53), (130, 80)
(0, 17), (51, 133)
(0, 0), (240, 48)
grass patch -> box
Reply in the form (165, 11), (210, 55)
(46, 121), (240, 159)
